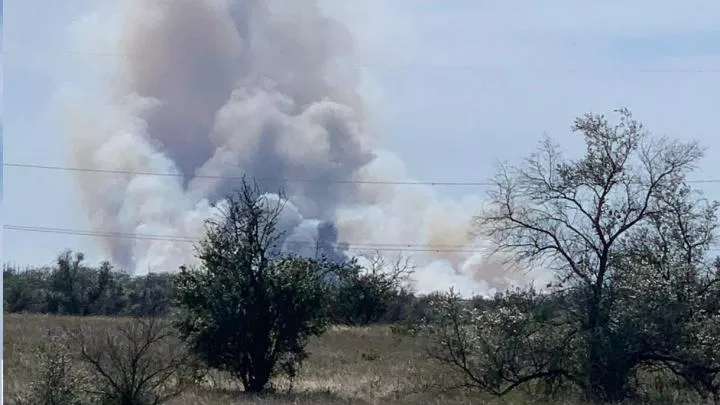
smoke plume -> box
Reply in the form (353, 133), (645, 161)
(63, 0), (530, 296)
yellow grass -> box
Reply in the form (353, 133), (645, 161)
(2, 313), (703, 404)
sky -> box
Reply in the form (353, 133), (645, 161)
(2, 0), (720, 280)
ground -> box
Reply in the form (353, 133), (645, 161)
(4, 314), (478, 404)
(2, 314), (706, 404)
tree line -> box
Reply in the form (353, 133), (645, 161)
(3, 245), (430, 326)
(8, 109), (720, 404)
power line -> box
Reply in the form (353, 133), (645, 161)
(6, 162), (720, 186)
(2, 225), (490, 254)
(3, 162), (496, 187)
(5, 224), (720, 254)
(55, 50), (720, 73)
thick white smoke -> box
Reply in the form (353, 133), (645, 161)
(61, 0), (531, 296)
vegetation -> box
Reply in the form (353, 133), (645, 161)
(68, 316), (201, 405)
(5, 109), (720, 403)
(4, 259), (173, 317)
(10, 316), (200, 405)
(6, 313), (716, 405)
(14, 330), (87, 405)
(415, 109), (720, 403)
(173, 180), (338, 393)
(329, 255), (414, 326)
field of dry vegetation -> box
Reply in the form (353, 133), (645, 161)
(4, 313), (475, 405)
(4, 313), (709, 405)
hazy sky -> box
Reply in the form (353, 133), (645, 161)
(3, 0), (720, 270)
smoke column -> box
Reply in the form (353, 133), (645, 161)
(62, 0), (530, 296)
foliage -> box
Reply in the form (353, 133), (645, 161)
(418, 288), (581, 397)
(172, 179), (335, 393)
(46, 251), (98, 315)
(418, 109), (720, 402)
(4, 265), (52, 313)
(329, 254), (414, 326)
(3, 259), (175, 318)
(67, 316), (201, 405)
(3, 256), (420, 326)
(125, 272), (173, 316)
(14, 330), (88, 405)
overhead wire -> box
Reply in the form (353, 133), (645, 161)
(44, 49), (720, 74)
(2, 163), (496, 187)
(4, 224), (720, 253)
(6, 162), (720, 186)
(2, 224), (491, 254)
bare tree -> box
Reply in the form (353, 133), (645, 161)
(67, 315), (201, 405)
(421, 109), (720, 402)
(363, 252), (415, 288)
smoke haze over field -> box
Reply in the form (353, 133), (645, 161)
(62, 0), (532, 296)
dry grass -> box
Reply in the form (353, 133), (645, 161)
(3, 314), (500, 404)
(2, 314), (703, 405)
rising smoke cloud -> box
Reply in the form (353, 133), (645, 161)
(62, 0), (531, 296)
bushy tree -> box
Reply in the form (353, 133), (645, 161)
(44, 252), (126, 316)
(420, 109), (720, 402)
(47, 251), (96, 315)
(172, 179), (334, 393)
(85, 262), (129, 315)
(419, 288), (581, 397)
(4, 265), (51, 313)
(126, 272), (173, 316)
(330, 254), (414, 325)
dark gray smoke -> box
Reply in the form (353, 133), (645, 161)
(315, 221), (350, 262)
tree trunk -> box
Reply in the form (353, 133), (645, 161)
(587, 355), (631, 402)
(241, 350), (273, 393)
(586, 327), (632, 403)
(245, 374), (270, 393)
(585, 288), (632, 403)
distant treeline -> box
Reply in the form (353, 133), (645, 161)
(2, 250), (453, 325)
(3, 252), (172, 317)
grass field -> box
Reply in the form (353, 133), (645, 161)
(4, 313), (480, 405)
(2, 313), (707, 405)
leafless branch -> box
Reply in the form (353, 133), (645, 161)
(65, 315), (201, 404)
